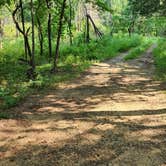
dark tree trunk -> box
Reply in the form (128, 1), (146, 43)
(51, 0), (66, 72)
(36, 15), (44, 56)
(48, 13), (52, 59)
(128, 20), (135, 37)
(68, 0), (73, 45)
(86, 14), (90, 43)
(30, 0), (35, 75)
(45, 0), (52, 60)
(19, 0), (28, 59)
(87, 15), (103, 39)
(84, 5), (90, 43)
(0, 18), (3, 49)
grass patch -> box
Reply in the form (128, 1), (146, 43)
(124, 38), (152, 60)
(153, 39), (166, 79)
(0, 112), (10, 119)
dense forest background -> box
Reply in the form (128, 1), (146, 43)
(0, 0), (166, 110)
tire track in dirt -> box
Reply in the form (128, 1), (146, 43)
(0, 46), (166, 166)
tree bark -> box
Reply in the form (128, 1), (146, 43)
(36, 15), (44, 56)
(30, 0), (35, 74)
(45, 0), (52, 60)
(0, 18), (3, 49)
(87, 14), (103, 39)
(19, 0), (28, 59)
(128, 20), (135, 37)
(52, 0), (66, 72)
(86, 14), (90, 43)
(68, 0), (73, 45)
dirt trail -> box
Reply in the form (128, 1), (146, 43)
(0, 46), (166, 166)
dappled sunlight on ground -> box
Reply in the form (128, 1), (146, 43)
(0, 48), (166, 165)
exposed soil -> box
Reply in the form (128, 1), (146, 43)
(0, 46), (166, 166)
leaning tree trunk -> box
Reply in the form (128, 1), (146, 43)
(51, 0), (66, 72)
(87, 14), (103, 39)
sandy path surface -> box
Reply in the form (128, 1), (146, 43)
(0, 46), (166, 166)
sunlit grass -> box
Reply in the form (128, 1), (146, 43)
(124, 38), (153, 60)
(153, 38), (166, 79)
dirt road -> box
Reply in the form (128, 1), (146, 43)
(0, 46), (166, 166)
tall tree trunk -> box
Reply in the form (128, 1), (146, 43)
(0, 18), (3, 49)
(45, 0), (52, 60)
(84, 5), (90, 43)
(128, 19), (135, 37)
(68, 0), (73, 45)
(30, 0), (35, 76)
(19, 0), (27, 59)
(36, 15), (44, 56)
(86, 14), (90, 43)
(51, 0), (66, 72)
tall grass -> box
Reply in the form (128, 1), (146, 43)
(60, 34), (142, 62)
(124, 37), (152, 60)
(153, 39), (166, 79)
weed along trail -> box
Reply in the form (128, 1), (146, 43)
(0, 47), (166, 166)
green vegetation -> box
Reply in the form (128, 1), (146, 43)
(153, 39), (166, 79)
(0, 112), (10, 119)
(0, 0), (166, 110)
(0, 35), (141, 109)
(124, 38), (153, 60)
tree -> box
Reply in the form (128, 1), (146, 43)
(30, 0), (35, 77)
(128, 0), (166, 16)
(19, 0), (27, 59)
(51, 0), (66, 72)
(45, 0), (52, 60)
(35, 0), (44, 56)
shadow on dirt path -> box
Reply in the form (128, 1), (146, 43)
(0, 46), (166, 166)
